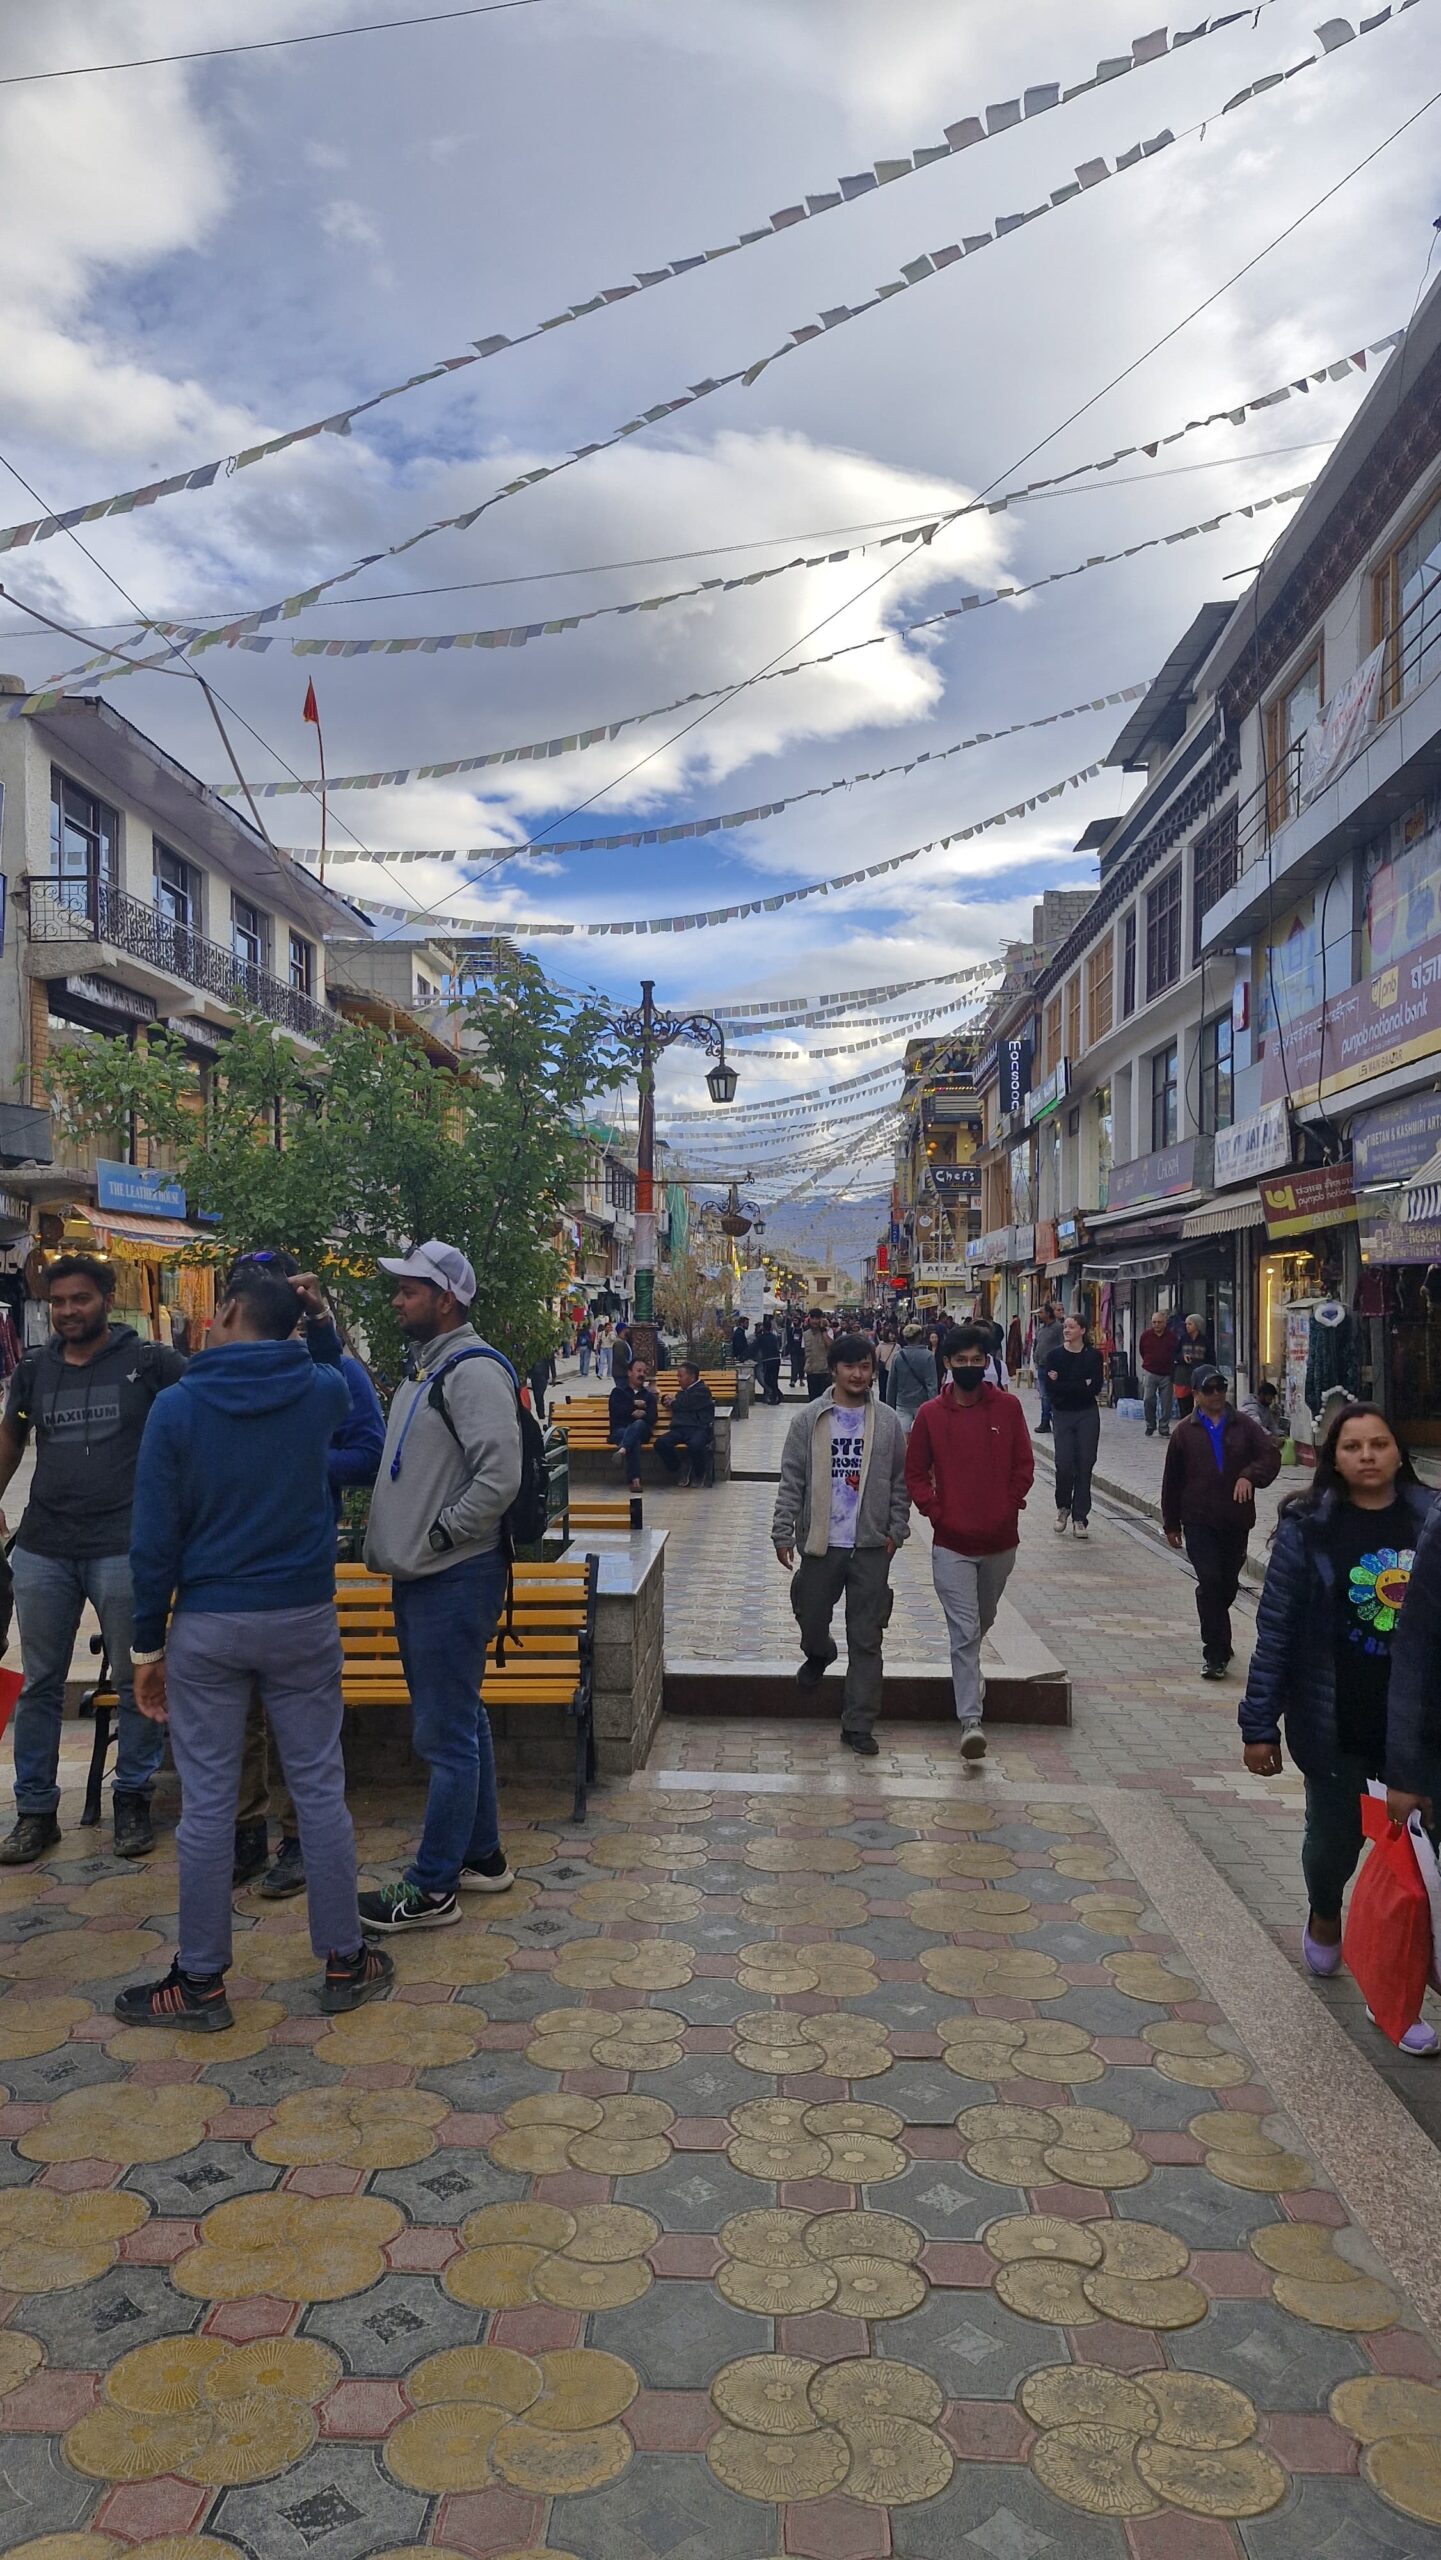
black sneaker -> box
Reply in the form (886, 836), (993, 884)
(114, 1960), (234, 2033)
(321, 1943), (396, 2013)
(1201, 1658), (1227, 1682)
(358, 1879), (460, 1933)
(796, 1652), (834, 1689)
(232, 1821), (269, 1886)
(0, 1814), (60, 1867)
(458, 1850), (515, 1894)
(260, 1836), (306, 1899)
(841, 1728), (879, 1757)
(112, 1792), (154, 1860)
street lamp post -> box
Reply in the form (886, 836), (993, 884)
(600, 978), (737, 1366)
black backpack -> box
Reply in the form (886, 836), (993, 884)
(427, 1346), (551, 1662)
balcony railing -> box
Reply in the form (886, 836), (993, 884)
(25, 874), (335, 1042)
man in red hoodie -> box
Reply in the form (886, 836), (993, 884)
(905, 1324), (1035, 1759)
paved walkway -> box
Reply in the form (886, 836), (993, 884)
(1, 1751), (1440, 2556)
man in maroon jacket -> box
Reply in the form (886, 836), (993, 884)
(905, 1324), (1035, 1760)
(1161, 1367), (1281, 1679)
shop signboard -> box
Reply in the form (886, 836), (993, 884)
(999, 1038), (1032, 1116)
(1056, 1215), (1085, 1252)
(969, 1226), (1011, 1266)
(1034, 1220), (1059, 1264)
(929, 1163), (980, 1196)
(62, 975), (157, 1023)
(1260, 929), (1441, 1105)
(1107, 1137), (1205, 1213)
(1214, 1100), (1291, 1188)
(1025, 1059), (1070, 1126)
(1008, 1225), (1035, 1265)
(915, 1259), (970, 1285)
(1352, 1089), (1441, 1187)
(1259, 1160), (1357, 1238)
(94, 1161), (186, 1220)
(1360, 1213), (1441, 1265)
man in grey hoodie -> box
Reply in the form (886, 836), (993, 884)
(771, 1332), (910, 1758)
(359, 1241), (522, 1934)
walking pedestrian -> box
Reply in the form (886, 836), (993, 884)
(0, 1254), (186, 1864)
(784, 1311), (806, 1389)
(227, 1249), (385, 1902)
(608, 1356), (657, 1492)
(906, 1324), (1034, 1759)
(1241, 1403), (1437, 2052)
(1033, 1301), (1064, 1433)
(594, 1318), (614, 1381)
(1043, 1313), (1105, 1539)
(577, 1318), (593, 1378)
(885, 1325), (938, 1435)
(1171, 1312), (1209, 1423)
(358, 1240), (523, 1932)
(118, 1263), (392, 2026)
(730, 1315), (752, 1367)
(802, 1312), (832, 1400)
(1139, 1307), (1176, 1438)
(772, 1332), (908, 1758)
(1162, 1367), (1281, 1680)
(756, 1314), (783, 1405)
(1386, 1476), (1441, 1835)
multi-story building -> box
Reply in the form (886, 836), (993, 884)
(892, 1030), (982, 1319)
(0, 690), (356, 1348)
(968, 888), (1097, 1336)
(1193, 268), (1441, 1445)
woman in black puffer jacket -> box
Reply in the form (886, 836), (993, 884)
(1239, 1401), (1436, 2049)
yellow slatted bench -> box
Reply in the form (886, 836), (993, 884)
(335, 1557), (599, 1822)
(564, 1493), (643, 1533)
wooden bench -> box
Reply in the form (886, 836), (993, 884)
(554, 1400), (729, 1485)
(562, 1492), (643, 1535)
(336, 1557), (599, 1821)
(561, 1369), (738, 1409)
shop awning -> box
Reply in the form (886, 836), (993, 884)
(1180, 1191), (1266, 1239)
(78, 1210), (211, 1251)
(1081, 1250), (1174, 1282)
(1083, 1193), (1204, 1231)
(1404, 1143), (1441, 1223)
(1044, 1257), (1070, 1279)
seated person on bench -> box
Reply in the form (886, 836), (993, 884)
(654, 1362), (715, 1487)
(608, 1357), (657, 1493)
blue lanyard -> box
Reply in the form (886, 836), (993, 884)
(388, 1347), (483, 1481)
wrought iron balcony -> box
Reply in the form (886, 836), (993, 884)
(24, 873), (334, 1042)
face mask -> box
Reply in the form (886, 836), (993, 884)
(949, 1365), (986, 1392)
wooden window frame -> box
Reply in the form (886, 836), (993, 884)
(1264, 647), (1322, 830)
(1145, 865), (1182, 1003)
(1042, 995), (1063, 1073)
(1373, 487), (1441, 715)
(1121, 910), (1137, 1018)
(1064, 972), (1081, 1068)
(1085, 936), (1113, 1044)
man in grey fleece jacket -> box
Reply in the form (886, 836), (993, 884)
(359, 1241), (522, 1934)
(771, 1332), (910, 1757)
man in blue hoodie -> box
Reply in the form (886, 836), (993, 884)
(226, 1249), (385, 1901)
(118, 1262), (392, 2029)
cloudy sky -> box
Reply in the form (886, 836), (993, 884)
(0, 0), (1433, 1178)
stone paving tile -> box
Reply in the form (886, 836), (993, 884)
(1, 1763), (1439, 2557)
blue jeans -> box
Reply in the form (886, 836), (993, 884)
(393, 1551), (507, 1895)
(10, 1547), (166, 1816)
(612, 1422), (648, 1478)
(166, 1606), (360, 1976)
(578, 1345), (591, 1374)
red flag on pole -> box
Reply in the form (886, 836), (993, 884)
(302, 679), (320, 726)
(302, 680), (326, 880)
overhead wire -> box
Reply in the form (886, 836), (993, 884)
(0, 2), (546, 87)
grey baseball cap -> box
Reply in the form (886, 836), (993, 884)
(377, 1239), (476, 1305)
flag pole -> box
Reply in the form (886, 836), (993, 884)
(303, 679), (327, 884)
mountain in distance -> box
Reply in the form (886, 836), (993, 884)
(758, 1192), (887, 1286)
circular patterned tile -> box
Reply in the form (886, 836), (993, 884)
(720, 2209), (814, 2267)
(1104, 1955), (1201, 2004)
(207, 2341), (341, 2408)
(1032, 2422), (1160, 2516)
(742, 1837), (863, 1874)
(0, 1927), (162, 1984)
(1052, 1848), (1120, 1880)
(0, 1994), (91, 2059)
(187, 2393), (318, 2487)
(984, 2217), (1103, 2269)
(406, 2347), (542, 2412)
(107, 2339), (231, 2413)
(532, 2256), (651, 2312)
(494, 2420), (636, 2495)
(809, 2359), (944, 2426)
(1081, 2271), (1208, 2331)
(252, 2089), (448, 2170)
(712, 2355), (819, 2435)
(707, 2422), (851, 2503)
(806, 2101), (903, 2139)
(1271, 2273), (1401, 2331)
(461, 2202), (578, 2251)
(530, 2350), (639, 2432)
(1331, 2377), (1441, 2442)
(565, 2204), (662, 2263)
(445, 2246), (547, 2310)
(1362, 2434), (1441, 2525)
(64, 2405), (210, 2482)
(826, 2256), (927, 2319)
(316, 2004), (475, 2068)
(1053, 2109), (1137, 2153)
(1249, 2223), (1352, 2279)
(717, 2259), (838, 2316)
(1045, 2146), (1151, 2191)
(173, 2195), (402, 2303)
(841, 2414), (954, 2505)
(1020, 2368), (1160, 2434)
(968, 2141), (1055, 2187)
(385, 2402), (505, 2491)
(803, 2211), (922, 2265)
(1133, 2438), (1288, 2518)
(0, 2331), (44, 2396)
(1093, 2223), (1190, 2280)
(0, 2186), (148, 2292)
(925, 1949), (1064, 1998)
(742, 1882), (868, 1929)
(995, 2261), (1099, 2324)
(898, 1842), (1018, 1881)
(1205, 2146), (1315, 2195)
(19, 2082), (212, 2166)
(1139, 2372), (1258, 2450)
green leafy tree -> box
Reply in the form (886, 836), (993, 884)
(49, 964), (624, 1379)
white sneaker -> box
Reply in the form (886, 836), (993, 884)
(457, 1858), (515, 1894)
(1072, 1521), (1090, 1540)
(1053, 1509), (1070, 1534)
(959, 1722), (987, 1761)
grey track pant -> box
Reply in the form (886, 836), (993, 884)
(931, 1544), (1017, 1723)
(791, 1546), (894, 1736)
(164, 1605), (361, 1978)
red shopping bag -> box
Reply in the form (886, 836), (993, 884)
(0, 1668), (20, 1737)
(1342, 1794), (1432, 2045)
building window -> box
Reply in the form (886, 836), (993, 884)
(1374, 492), (1441, 713)
(1192, 807), (1238, 962)
(50, 770), (118, 886)
(1121, 909), (1137, 1017)
(1150, 1042), (1179, 1151)
(1198, 1011), (1234, 1135)
(1065, 973), (1081, 1067)
(288, 932), (314, 996)
(1042, 995), (1062, 1073)
(1145, 865), (1182, 1001)
(153, 843), (199, 931)
(232, 896), (267, 972)
(1265, 652), (1322, 828)
(1085, 936), (1113, 1045)
(1095, 1081), (1113, 1210)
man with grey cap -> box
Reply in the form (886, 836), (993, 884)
(359, 1241), (523, 1932)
